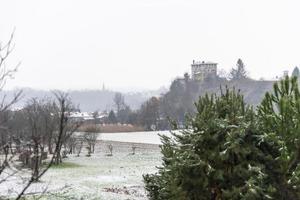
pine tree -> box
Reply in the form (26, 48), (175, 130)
(230, 59), (248, 80)
(108, 110), (117, 124)
(144, 88), (269, 200)
(144, 77), (300, 200)
(256, 76), (300, 199)
(292, 66), (300, 77)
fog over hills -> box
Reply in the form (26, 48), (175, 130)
(0, 78), (281, 113)
(1, 87), (168, 112)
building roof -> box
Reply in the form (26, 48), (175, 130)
(192, 60), (218, 65)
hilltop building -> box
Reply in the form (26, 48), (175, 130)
(191, 60), (217, 81)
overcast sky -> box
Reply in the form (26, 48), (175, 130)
(0, 0), (299, 91)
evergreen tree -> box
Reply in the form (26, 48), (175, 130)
(139, 97), (160, 130)
(144, 77), (300, 200)
(118, 105), (132, 124)
(144, 88), (269, 200)
(256, 76), (300, 199)
(292, 66), (300, 77)
(230, 59), (248, 80)
(108, 110), (117, 124)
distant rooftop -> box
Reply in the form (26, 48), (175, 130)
(192, 60), (218, 65)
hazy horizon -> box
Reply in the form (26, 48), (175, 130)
(1, 85), (168, 93)
(1, 0), (300, 91)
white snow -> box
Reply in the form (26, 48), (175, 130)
(99, 130), (173, 144)
(0, 140), (162, 200)
(0, 130), (179, 199)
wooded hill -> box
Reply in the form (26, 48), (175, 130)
(199, 79), (275, 106)
(159, 76), (276, 126)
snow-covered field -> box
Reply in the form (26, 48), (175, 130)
(0, 136), (163, 200)
(99, 130), (173, 144)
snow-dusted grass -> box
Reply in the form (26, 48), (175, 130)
(48, 162), (82, 169)
(0, 141), (161, 200)
(99, 130), (173, 144)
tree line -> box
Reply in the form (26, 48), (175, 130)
(108, 59), (253, 131)
(106, 92), (160, 131)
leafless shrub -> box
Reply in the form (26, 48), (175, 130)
(107, 144), (113, 156)
(84, 132), (98, 155)
(75, 140), (83, 157)
(131, 145), (137, 155)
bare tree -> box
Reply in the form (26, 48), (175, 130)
(24, 98), (45, 181)
(114, 92), (125, 115)
(84, 132), (98, 155)
(107, 144), (113, 156)
(40, 99), (58, 154)
(20, 98), (59, 182)
(52, 91), (81, 165)
(131, 145), (137, 155)
(0, 31), (22, 189)
(66, 135), (77, 154)
(0, 31), (22, 113)
(217, 69), (228, 79)
(14, 92), (81, 199)
(75, 140), (83, 157)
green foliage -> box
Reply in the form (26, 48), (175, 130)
(144, 87), (270, 200)
(256, 76), (300, 199)
(144, 77), (300, 200)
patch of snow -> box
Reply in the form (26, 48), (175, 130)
(99, 130), (174, 144)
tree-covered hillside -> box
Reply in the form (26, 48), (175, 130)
(159, 76), (274, 126)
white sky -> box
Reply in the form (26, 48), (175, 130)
(0, 0), (299, 91)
